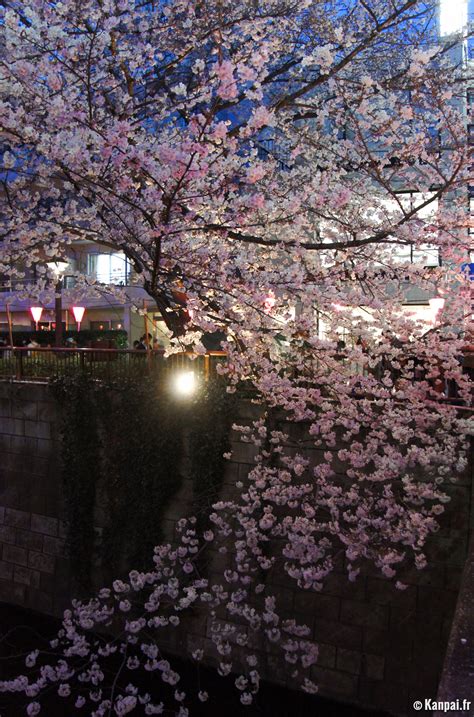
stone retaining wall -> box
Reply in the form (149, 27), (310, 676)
(0, 381), (472, 716)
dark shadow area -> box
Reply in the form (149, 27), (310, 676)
(0, 603), (392, 716)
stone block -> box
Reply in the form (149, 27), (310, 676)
(0, 416), (24, 435)
(1, 453), (21, 472)
(31, 513), (58, 536)
(0, 434), (11, 452)
(25, 456), (49, 476)
(11, 401), (37, 421)
(13, 565), (40, 588)
(400, 564), (445, 588)
(36, 401), (57, 423)
(417, 586), (458, 616)
(39, 572), (55, 594)
(42, 535), (65, 556)
(16, 384), (48, 402)
(228, 439), (260, 464)
(28, 550), (55, 574)
(321, 573), (367, 600)
(222, 462), (240, 484)
(0, 525), (16, 544)
(1, 472), (32, 509)
(264, 653), (290, 685)
(363, 628), (412, 657)
(425, 535), (468, 566)
(15, 529), (44, 551)
(336, 647), (362, 675)
(384, 651), (419, 685)
(363, 653), (385, 680)
(340, 599), (389, 630)
(444, 566), (463, 590)
(294, 592), (340, 621)
(310, 666), (358, 698)
(0, 384), (13, 399)
(36, 438), (52, 457)
(9, 436), (37, 455)
(313, 618), (362, 650)
(391, 606), (444, 645)
(0, 398), (11, 417)
(316, 643), (337, 669)
(26, 588), (53, 614)
(0, 560), (13, 581)
(2, 543), (28, 566)
(236, 401), (263, 420)
(4, 508), (30, 529)
(24, 420), (51, 440)
(28, 493), (46, 516)
(0, 578), (26, 605)
(367, 577), (416, 608)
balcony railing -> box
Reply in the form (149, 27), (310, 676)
(0, 347), (227, 383)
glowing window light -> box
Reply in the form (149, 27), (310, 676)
(429, 297), (445, 324)
(439, 0), (467, 36)
(173, 371), (196, 396)
(72, 306), (86, 331)
(429, 297), (445, 313)
(30, 306), (43, 330)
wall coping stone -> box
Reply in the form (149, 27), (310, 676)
(435, 536), (474, 716)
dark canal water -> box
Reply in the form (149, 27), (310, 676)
(0, 603), (391, 717)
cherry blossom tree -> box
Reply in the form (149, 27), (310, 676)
(1, 0), (473, 714)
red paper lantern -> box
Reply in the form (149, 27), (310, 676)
(71, 306), (86, 331)
(30, 306), (43, 330)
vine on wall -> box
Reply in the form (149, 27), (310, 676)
(51, 375), (101, 590)
(52, 374), (233, 587)
(188, 379), (235, 532)
(96, 378), (183, 574)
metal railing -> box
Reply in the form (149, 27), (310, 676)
(0, 347), (227, 383)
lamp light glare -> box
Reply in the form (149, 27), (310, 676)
(46, 260), (69, 277)
(439, 0), (467, 36)
(173, 371), (196, 396)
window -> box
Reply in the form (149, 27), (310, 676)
(439, 0), (467, 36)
(390, 192), (440, 266)
(87, 252), (130, 284)
(111, 320), (124, 330)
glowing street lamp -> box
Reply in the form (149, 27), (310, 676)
(30, 306), (43, 331)
(46, 260), (69, 347)
(173, 371), (196, 397)
(46, 260), (69, 278)
(71, 306), (86, 332)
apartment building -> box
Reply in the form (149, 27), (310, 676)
(0, 242), (171, 346)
